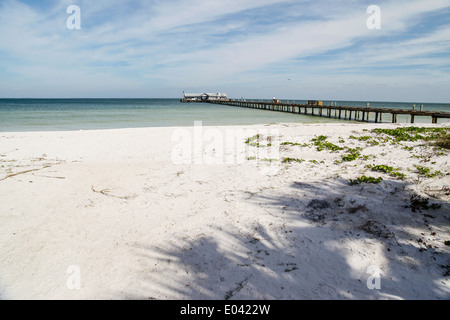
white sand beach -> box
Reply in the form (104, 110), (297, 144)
(0, 123), (449, 300)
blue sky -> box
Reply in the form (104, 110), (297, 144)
(0, 0), (449, 102)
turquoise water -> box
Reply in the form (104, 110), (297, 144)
(0, 99), (449, 132)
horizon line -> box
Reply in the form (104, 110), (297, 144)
(0, 97), (449, 105)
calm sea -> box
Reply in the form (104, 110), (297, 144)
(0, 98), (449, 132)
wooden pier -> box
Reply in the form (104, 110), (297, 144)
(201, 100), (450, 124)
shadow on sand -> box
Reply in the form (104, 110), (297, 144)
(123, 177), (449, 300)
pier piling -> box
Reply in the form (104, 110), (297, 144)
(185, 99), (450, 124)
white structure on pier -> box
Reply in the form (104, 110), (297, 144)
(182, 92), (228, 102)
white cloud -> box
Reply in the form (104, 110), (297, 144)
(0, 0), (449, 100)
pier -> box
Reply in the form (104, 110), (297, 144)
(198, 99), (450, 124)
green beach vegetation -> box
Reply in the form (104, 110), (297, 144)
(371, 127), (450, 145)
(342, 147), (363, 162)
(282, 157), (305, 164)
(245, 134), (273, 147)
(246, 127), (448, 183)
(367, 164), (406, 180)
(349, 176), (383, 185)
(414, 165), (444, 178)
(311, 135), (343, 152)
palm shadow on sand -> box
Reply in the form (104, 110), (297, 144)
(124, 177), (449, 300)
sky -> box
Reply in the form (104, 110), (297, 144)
(0, 0), (449, 102)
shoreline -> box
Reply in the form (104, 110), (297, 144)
(2, 117), (450, 133)
(0, 122), (449, 299)
(2, 120), (449, 133)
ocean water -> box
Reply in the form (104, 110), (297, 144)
(0, 98), (449, 132)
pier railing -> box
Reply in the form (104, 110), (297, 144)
(198, 100), (450, 124)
